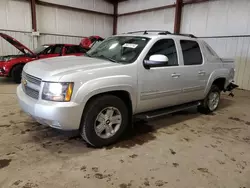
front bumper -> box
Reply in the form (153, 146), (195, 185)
(17, 85), (83, 130)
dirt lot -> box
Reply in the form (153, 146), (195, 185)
(0, 78), (250, 188)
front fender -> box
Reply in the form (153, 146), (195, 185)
(74, 75), (137, 112)
(5, 57), (33, 76)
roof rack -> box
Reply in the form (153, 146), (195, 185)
(125, 30), (196, 38)
(173, 33), (197, 38)
(126, 30), (171, 35)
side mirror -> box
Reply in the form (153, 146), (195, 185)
(143, 54), (169, 69)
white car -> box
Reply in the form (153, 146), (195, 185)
(17, 30), (237, 147)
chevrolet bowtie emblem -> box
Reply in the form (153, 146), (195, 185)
(22, 79), (27, 86)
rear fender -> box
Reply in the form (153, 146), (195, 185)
(205, 69), (229, 95)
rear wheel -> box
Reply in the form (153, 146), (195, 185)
(198, 85), (221, 114)
(11, 64), (23, 83)
(80, 95), (129, 147)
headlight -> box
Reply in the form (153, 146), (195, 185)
(42, 82), (74, 102)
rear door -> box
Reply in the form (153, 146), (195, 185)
(177, 40), (207, 102)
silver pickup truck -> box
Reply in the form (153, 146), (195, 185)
(17, 31), (237, 147)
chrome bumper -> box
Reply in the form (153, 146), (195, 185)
(16, 85), (83, 130)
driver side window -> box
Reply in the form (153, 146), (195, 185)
(42, 46), (53, 54)
(43, 45), (63, 55)
(146, 39), (178, 66)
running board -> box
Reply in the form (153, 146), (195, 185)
(135, 101), (201, 120)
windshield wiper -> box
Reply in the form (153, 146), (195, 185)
(85, 53), (92, 57)
(93, 55), (117, 63)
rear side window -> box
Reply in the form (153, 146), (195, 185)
(180, 40), (203, 65)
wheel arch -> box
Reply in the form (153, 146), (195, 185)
(83, 90), (133, 116)
(79, 92), (132, 147)
(9, 62), (26, 77)
(205, 74), (227, 96)
(212, 78), (226, 91)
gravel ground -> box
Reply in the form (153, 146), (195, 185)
(0, 77), (250, 188)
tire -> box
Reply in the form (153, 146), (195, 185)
(11, 65), (24, 83)
(198, 85), (221, 114)
(80, 95), (129, 147)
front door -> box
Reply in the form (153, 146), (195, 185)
(136, 39), (183, 113)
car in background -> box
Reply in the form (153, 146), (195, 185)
(0, 33), (102, 83)
(80, 36), (104, 50)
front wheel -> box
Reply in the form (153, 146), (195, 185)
(11, 64), (24, 83)
(80, 95), (129, 147)
(198, 85), (221, 114)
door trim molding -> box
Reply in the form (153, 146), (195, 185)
(182, 86), (205, 93)
(140, 89), (182, 100)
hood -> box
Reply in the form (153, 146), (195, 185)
(23, 56), (121, 81)
(0, 33), (35, 56)
(0, 54), (27, 62)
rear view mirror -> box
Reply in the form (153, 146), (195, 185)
(143, 54), (169, 69)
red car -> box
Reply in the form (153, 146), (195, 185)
(0, 33), (103, 83)
(80, 35), (104, 50)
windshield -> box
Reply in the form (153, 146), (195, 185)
(89, 40), (102, 50)
(33, 45), (50, 55)
(86, 36), (150, 63)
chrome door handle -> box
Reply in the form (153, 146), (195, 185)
(198, 70), (206, 75)
(171, 73), (181, 78)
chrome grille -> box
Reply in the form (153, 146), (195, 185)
(23, 85), (39, 99)
(22, 71), (41, 100)
(22, 72), (42, 86)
